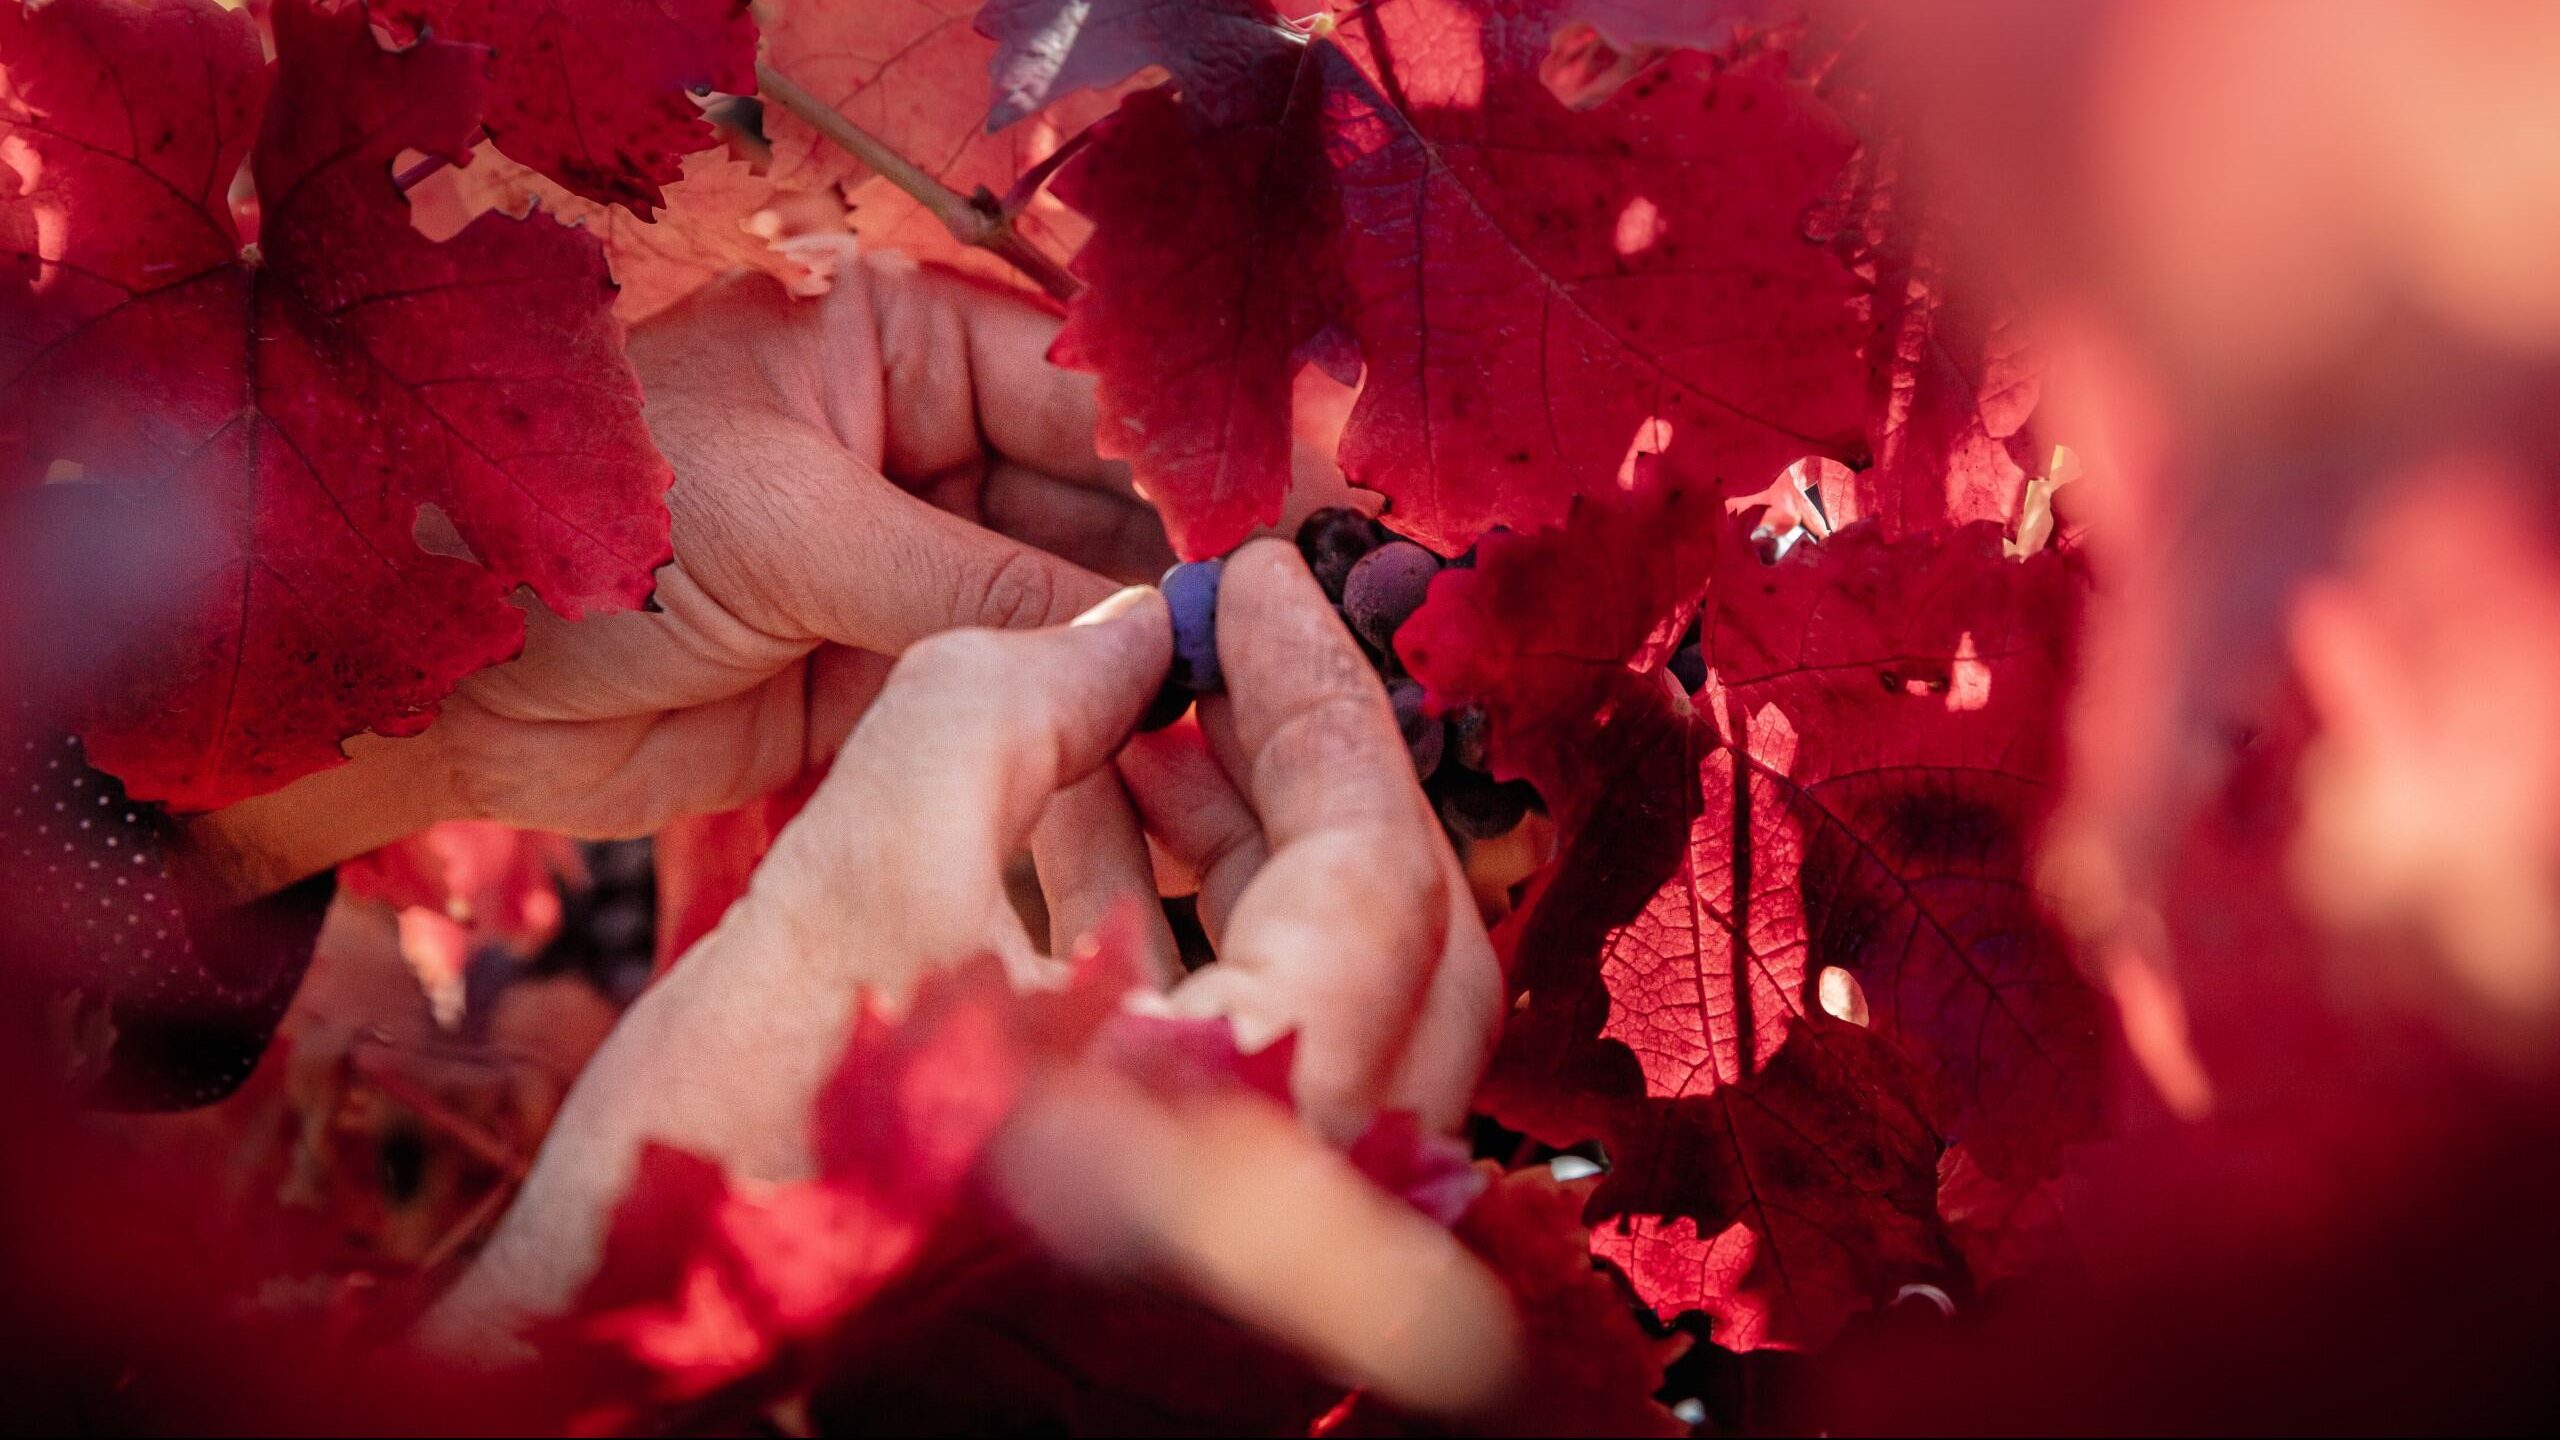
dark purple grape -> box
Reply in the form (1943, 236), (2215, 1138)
(1437, 771), (1535, 841)
(1668, 641), (1705, 693)
(1296, 506), (1383, 600)
(1161, 557), (1225, 691)
(1449, 705), (1490, 772)
(1388, 679), (1445, 779)
(1344, 541), (1440, 651)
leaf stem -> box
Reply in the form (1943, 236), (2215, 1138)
(392, 127), (487, 193)
(392, 151), (450, 193)
(1002, 125), (1092, 215)
(756, 60), (1081, 303)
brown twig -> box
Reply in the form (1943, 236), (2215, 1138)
(756, 61), (1081, 303)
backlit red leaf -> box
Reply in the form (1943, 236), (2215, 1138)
(976, 0), (1287, 128)
(556, 939), (1146, 1425)
(1050, 73), (1343, 559)
(379, 0), (758, 216)
(410, 144), (856, 327)
(1323, 1165), (1692, 1436)
(1323, 0), (1865, 550)
(763, 0), (993, 193)
(1803, 124), (2046, 539)
(759, 0), (1120, 292)
(1048, 0), (1868, 557)
(0, 0), (671, 809)
(1404, 470), (2101, 1344)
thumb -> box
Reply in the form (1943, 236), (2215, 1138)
(746, 587), (1173, 965)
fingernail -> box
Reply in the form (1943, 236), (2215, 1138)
(1072, 585), (1154, 628)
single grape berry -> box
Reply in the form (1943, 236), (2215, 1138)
(1388, 679), (1446, 780)
(1669, 641), (1705, 693)
(1139, 558), (1226, 732)
(1162, 558), (1226, 692)
(1296, 506), (1383, 600)
(1344, 541), (1441, 652)
(1437, 770), (1536, 841)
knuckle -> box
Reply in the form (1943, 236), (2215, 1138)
(963, 546), (1063, 632)
(1256, 692), (1400, 785)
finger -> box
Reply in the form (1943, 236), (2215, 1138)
(1116, 716), (1267, 946)
(1179, 540), (1457, 1137)
(989, 1068), (1518, 1418)
(1215, 539), (1439, 845)
(644, 396), (1122, 653)
(869, 254), (1131, 492)
(439, 661), (814, 837)
(1188, 692), (1494, 1131)
(751, 588), (1171, 964)
(982, 461), (1175, 585)
(465, 558), (810, 725)
(1388, 844), (1505, 1129)
(1031, 769), (1180, 986)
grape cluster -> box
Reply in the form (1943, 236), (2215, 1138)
(1142, 511), (1542, 845)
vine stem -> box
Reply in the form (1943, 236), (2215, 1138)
(756, 61), (1082, 303)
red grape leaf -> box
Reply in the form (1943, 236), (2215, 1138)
(378, 0), (757, 216)
(411, 144), (856, 328)
(814, 1199), (1350, 1436)
(1582, 1018), (1948, 1352)
(975, 0), (1289, 128)
(759, 0), (1120, 293)
(1048, 0), (1867, 557)
(0, 0), (671, 809)
(1321, 1165), (1693, 1437)
(1460, 664), (1952, 1348)
(1323, 1), (1866, 550)
(554, 934), (1145, 1426)
(1562, 0), (1780, 50)
(1803, 125), (2045, 539)
(558, 909), (1486, 1430)
(762, 0), (993, 194)
(1404, 472), (2103, 1343)
(1049, 73), (1344, 559)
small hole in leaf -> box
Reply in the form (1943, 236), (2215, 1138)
(1817, 966), (1871, 1026)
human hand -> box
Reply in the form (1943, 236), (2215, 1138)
(430, 550), (1506, 1397)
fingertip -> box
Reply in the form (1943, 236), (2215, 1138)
(1223, 535), (1323, 601)
(1071, 582), (1164, 630)
(1071, 583), (1173, 684)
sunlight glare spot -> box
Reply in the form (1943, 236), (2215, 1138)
(1614, 195), (1667, 256)
(1817, 966), (1871, 1026)
(1615, 416), (1673, 488)
(1947, 631), (1993, 711)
